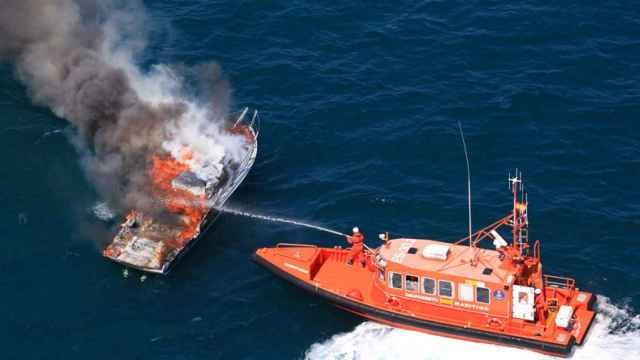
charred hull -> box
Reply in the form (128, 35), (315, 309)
(252, 252), (576, 357)
(109, 208), (224, 275)
(103, 109), (259, 274)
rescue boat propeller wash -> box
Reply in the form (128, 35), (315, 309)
(253, 171), (596, 357)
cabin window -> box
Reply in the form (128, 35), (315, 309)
(476, 287), (490, 304)
(422, 277), (436, 295)
(405, 275), (419, 291)
(389, 272), (403, 289)
(439, 280), (453, 298)
(459, 283), (474, 302)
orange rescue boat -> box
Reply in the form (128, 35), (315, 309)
(253, 173), (595, 357)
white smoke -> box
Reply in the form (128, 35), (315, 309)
(99, 13), (248, 189)
(305, 296), (640, 360)
(162, 104), (248, 185)
(92, 201), (115, 221)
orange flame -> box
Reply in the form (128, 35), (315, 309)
(149, 149), (208, 247)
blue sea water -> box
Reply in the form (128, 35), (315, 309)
(1, 1), (640, 359)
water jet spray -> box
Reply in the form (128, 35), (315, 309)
(219, 207), (348, 237)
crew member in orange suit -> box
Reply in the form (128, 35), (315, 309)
(346, 227), (365, 266)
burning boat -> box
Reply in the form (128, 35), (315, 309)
(103, 108), (259, 274)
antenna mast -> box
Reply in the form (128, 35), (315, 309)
(509, 170), (525, 255)
(457, 122), (473, 250)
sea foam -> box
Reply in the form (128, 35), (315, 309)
(305, 296), (640, 360)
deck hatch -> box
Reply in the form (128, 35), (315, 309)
(482, 267), (493, 276)
(422, 244), (450, 260)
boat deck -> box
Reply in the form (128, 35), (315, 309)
(313, 251), (375, 296)
(103, 211), (189, 273)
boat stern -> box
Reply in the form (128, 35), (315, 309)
(570, 290), (597, 345)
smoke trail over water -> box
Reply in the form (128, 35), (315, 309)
(0, 0), (247, 219)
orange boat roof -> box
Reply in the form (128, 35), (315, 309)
(378, 238), (514, 284)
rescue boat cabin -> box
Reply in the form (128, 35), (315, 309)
(370, 174), (594, 347)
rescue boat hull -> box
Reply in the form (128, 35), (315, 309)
(252, 169), (596, 356)
(252, 248), (593, 357)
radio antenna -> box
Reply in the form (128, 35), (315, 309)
(457, 122), (473, 249)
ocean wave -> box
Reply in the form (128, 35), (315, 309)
(305, 296), (640, 360)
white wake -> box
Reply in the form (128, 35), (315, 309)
(305, 296), (640, 360)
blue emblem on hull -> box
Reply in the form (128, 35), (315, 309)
(493, 289), (506, 301)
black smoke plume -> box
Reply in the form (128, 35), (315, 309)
(0, 0), (233, 219)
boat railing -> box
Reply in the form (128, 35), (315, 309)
(543, 274), (575, 290)
(276, 243), (319, 248)
(232, 107), (261, 139)
(250, 109), (260, 138)
(533, 240), (541, 260)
